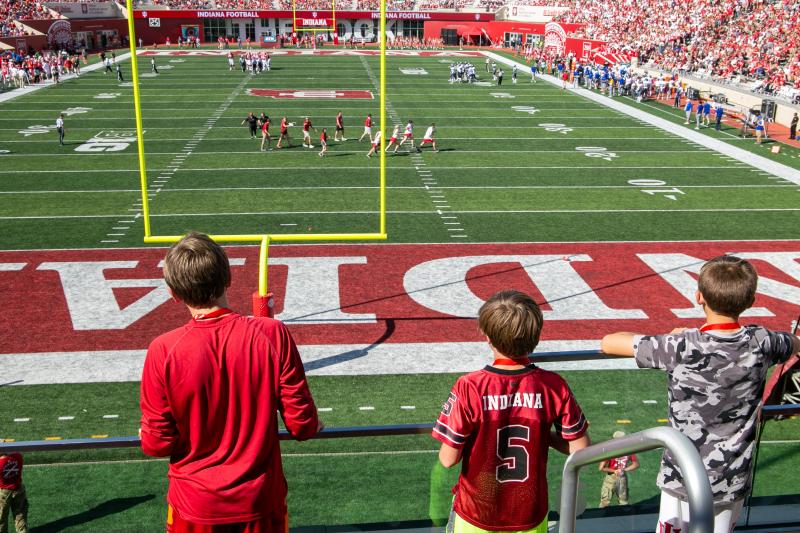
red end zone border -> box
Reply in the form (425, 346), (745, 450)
(1, 241), (799, 356)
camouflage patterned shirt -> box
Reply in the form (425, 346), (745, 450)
(634, 326), (795, 503)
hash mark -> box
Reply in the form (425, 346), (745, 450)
(643, 400), (657, 404)
(13, 418), (29, 422)
(58, 416), (74, 421)
(102, 414), (119, 419)
(318, 408), (332, 412)
(602, 401), (618, 405)
(359, 406), (375, 411)
(400, 406), (416, 410)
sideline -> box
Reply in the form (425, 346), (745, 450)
(483, 51), (800, 186)
(0, 52), (132, 105)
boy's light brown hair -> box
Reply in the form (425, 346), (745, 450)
(163, 232), (231, 307)
(698, 255), (757, 318)
(478, 290), (543, 358)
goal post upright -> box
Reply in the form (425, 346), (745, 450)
(138, 0), (388, 316)
(379, 0), (386, 234)
(125, 0), (151, 238)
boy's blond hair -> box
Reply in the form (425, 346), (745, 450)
(478, 290), (543, 358)
(163, 232), (230, 307)
(698, 255), (757, 318)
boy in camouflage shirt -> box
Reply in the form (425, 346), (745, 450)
(601, 255), (799, 533)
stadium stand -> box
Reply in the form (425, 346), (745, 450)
(557, 0), (799, 98)
(1, 0), (53, 36)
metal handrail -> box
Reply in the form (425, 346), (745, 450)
(559, 426), (713, 533)
(0, 423), (433, 453)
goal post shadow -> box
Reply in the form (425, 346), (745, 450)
(124, 0), (389, 317)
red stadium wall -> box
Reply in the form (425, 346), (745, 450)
(423, 20), (583, 45)
(1, 18), (129, 51)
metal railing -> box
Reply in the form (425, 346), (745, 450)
(559, 426), (713, 533)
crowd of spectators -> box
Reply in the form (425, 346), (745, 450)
(1, 48), (84, 88)
(1, 0), (53, 37)
(556, 0), (799, 95)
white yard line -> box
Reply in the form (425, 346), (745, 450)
(361, 55), (467, 240)
(484, 51), (800, 186)
(0, 340), (633, 384)
(97, 72), (253, 244)
(0, 149), (714, 158)
(3, 206), (798, 221)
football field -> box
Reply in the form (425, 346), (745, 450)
(1, 49), (799, 531)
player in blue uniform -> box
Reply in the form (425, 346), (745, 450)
(684, 100), (694, 124)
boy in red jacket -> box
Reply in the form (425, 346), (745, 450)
(140, 231), (322, 532)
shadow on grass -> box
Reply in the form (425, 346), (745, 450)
(33, 494), (155, 532)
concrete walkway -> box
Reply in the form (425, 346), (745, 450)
(483, 51), (800, 186)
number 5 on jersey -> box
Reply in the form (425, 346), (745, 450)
(497, 425), (530, 482)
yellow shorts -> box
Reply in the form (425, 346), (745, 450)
(449, 512), (548, 533)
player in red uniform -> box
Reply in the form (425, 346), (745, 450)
(366, 130), (382, 158)
(359, 113), (373, 142)
(140, 232), (322, 533)
(277, 116), (290, 149)
(260, 115), (272, 151)
(302, 117), (316, 148)
(394, 119), (415, 153)
(334, 111), (346, 141)
(384, 124), (401, 153)
(0, 452), (28, 533)
(432, 290), (590, 532)
(318, 128), (328, 157)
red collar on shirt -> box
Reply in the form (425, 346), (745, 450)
(493, 357), (529, 366)
(700, 322), (741, 332)
(192, 308), (233, 321)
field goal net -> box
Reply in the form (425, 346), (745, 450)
(292, 0), (336, 33)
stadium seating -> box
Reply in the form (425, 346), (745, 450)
(557, 0), (799, 93)
(1, 0), (53, 36)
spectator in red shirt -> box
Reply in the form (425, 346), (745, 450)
(140, 231), (322, 533)
(0, 452), (28, 533)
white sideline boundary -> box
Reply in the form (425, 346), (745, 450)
(0, 340), (635, 385)
(0, 53), (133, 105)
(483, 51), (800, 186)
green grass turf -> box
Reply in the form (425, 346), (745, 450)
(2, 51), (800, 530)
(1, 53), (798, 249)
(3, 371), (799, 530)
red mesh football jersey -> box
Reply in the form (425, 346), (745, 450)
(432, 365), (587, 530)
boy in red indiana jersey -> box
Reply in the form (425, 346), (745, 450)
(140, 232), (322, 533)
(0, 452), (28, 533)
(432, 290), (590, 533)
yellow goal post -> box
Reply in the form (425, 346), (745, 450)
(124, 0), (388, 316)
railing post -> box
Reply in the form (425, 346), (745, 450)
(559, 426), (714, 533)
